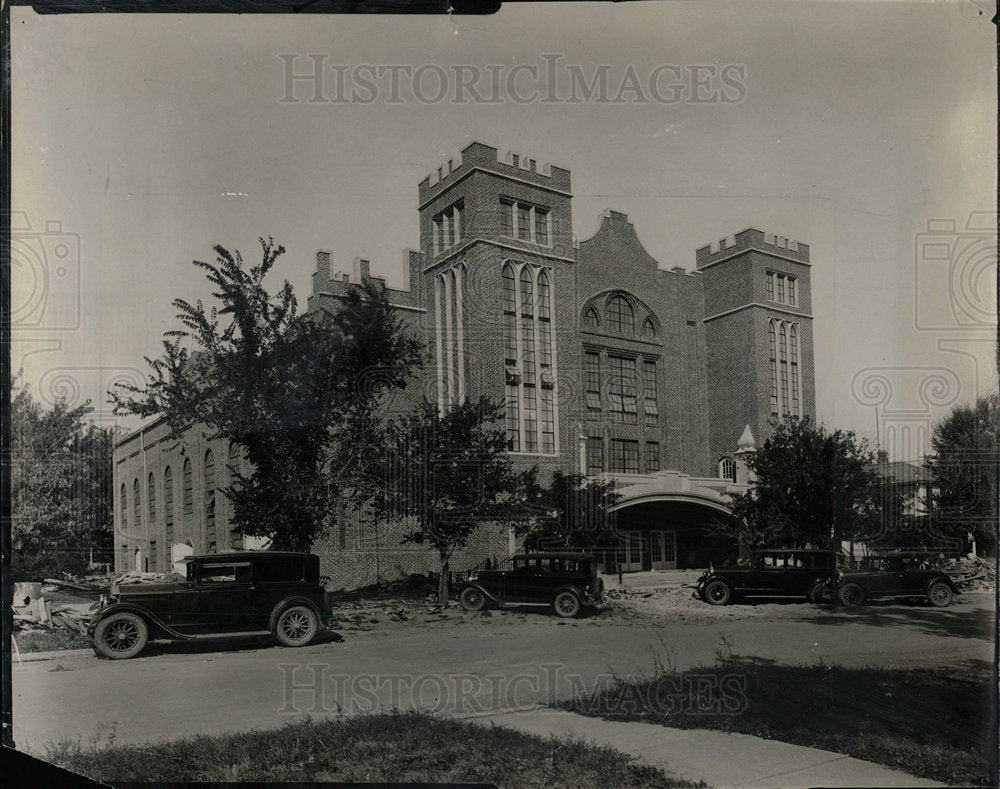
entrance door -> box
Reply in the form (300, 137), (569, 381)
(650, 531), (677, 570)
(617, 531), (644, 572)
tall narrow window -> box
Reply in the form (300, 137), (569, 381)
(229, 444), (244, 549)
(534, 208), (549, 245)
(790, 324), (800, 416)
(149, 540), (157, 572)
(583, 307), (599, 330)
(147, 473), (156, 524)
(645, 442), (661, 473)
(779, 323), (789, 415)
(766, 272), (775, 301)
(522, 383), (537, 453)
(204, 450), (216, 550)
(503, 263), (519, 451)
(164, 466), (174, 548)
(540, 387), (555, 453)
(120, 484), (128, 531)
(608, 356), (637, 424)
(500, 200), (514, 237)
(769, 320), (779, 415)
(183, 458), (193, 515)
(642, 360), (658, 427)
(133, 478), (141, 528)
(787, 277), (796, 306)
(642, 318), (656, 338)
(584, 351), (602, 416)
(586, 436), (604, 475)
(777, 275), (785, 303)
(517, 204), (531, 241)
(606, 295), (634, 334)
(719, 457), (736, 481)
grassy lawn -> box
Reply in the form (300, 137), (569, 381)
(15, 629), (91, 653)
(560, 657), (995, 787)
(49, 710), (696, 787)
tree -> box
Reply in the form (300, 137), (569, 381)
(11, 379), (114, 578)
(368, 397), (524, 603)
(518, 471), (621, 549)
(724, 417), (894, 551)
(110, 238), (424, 551)
(928, 393), (998, 555)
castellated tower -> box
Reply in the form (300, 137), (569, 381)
(697, 229), (816, 470)
(417, 142), (578, 478)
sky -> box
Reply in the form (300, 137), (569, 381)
(10, 1), (997, 462)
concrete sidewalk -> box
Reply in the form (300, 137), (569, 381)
(463, 707), (944, 788)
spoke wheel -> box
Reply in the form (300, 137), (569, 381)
(927, 582), (953, 608)
(703, 580), (732, 606)
(275, 605), (319, 647)
(460, 587), (486, 612)
(837, 582), (865, 607)
(552, 592), (582, 618)
(94, 612), (148, 660)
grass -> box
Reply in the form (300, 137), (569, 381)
(560, 651), (995, 787)
(48, 710), (696, 787)
(15, 629), (91, 653)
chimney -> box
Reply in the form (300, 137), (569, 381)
(353, 258), (370, 283)
(316, 250), (333, 279)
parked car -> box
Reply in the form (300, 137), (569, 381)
(830, 551), (961, 607)
(696, 549), (838, 605)
(88, 552), (331, 659)
(458, 552), (604, 618)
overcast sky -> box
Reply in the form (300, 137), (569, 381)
(11, 1), (997, 461)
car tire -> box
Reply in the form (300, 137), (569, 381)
(837, 582), (865, 607)
(460, 587), (487, 612)
(274, 605), (319, 647)
(703, 580), (732, 606)
(808, 580), (828, 605)
(93, 612), (149, 660)
(927, 581), (954, 608)
(552, 591), (582, 618)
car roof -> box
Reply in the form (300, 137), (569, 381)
(517, 552), (594, 561)
(183, 551), (315, 562)
(867, 550), (955, 559)
(752, 548), (835, 554)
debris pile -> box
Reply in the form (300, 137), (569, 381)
(12, 596), (93, 637)
(944, 556), (996, 591)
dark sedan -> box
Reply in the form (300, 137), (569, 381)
(831, 551), (961, 607)
(696, 549), (838, 605)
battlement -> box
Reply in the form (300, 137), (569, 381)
(418, 141), (572, 205)
(695, 228), (810, 268)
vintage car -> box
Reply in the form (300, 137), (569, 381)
(88, 552), (330, 659)
(695, 548), (838, 605)
(830, 551), (961, 607)
(458, 552), (604, 618)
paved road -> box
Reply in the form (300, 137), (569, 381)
(12, 592), (995, 754)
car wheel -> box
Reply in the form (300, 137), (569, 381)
(275, 605), (319, 647)
(927, 582), (954, 608)
(460, 587), (487, 612)
(808, 580), (828, 605)
(703, 580), (732, 606)
(837, 582), (865, 607)
(93, 612), (148, 659)
(552, 591), (582, 618)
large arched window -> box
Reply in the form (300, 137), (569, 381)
(204, 450), (216, 550)
(606, 295), (634, 334)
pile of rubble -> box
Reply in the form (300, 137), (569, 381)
(12, 583), (93, 637)
(943, 556), (996, 591)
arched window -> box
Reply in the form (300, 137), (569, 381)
(204, 450), (216, 550)
(519, 267), (533, 317)
(163, 466), (174, 546)
(229, 443), (242, 479)
(147, 473), (156, 523)
(133, 478), (141, 528)
(790, 324), (800, 416)
(641, 317), (656, 338)
(502, 262), (516, 313)
(537, 269), (550, 321)
(606, 295), (634, 334)
(583, 306), (599, 330)
(182, 458), (193, 514)
(120, 483), (128, 530)
(779, 323), (789, 415)
(718, 457), (736, 482)
(768, 320), (779, 415)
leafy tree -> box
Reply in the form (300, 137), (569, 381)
(518, 471), (621, 548)
(110, 238), (423, 551)
(11, 380), (114, 578)
(367, 397), (524, 603)
(724, 417), (895, 551)
(927, 393), (998, 554)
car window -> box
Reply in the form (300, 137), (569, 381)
(198, 562), (252, 584)
(254, 557), (306, 583)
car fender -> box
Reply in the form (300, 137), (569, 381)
(461, 582), (503, 606)
(267, 595), (325, 632)
(88, 602), (192, 640)
(924, 576), (961, 595)
(550, 585), (585, 603)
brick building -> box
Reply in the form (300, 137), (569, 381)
(113, 141), (816, 583)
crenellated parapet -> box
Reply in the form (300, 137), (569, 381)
(695, 228), (810, 268)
